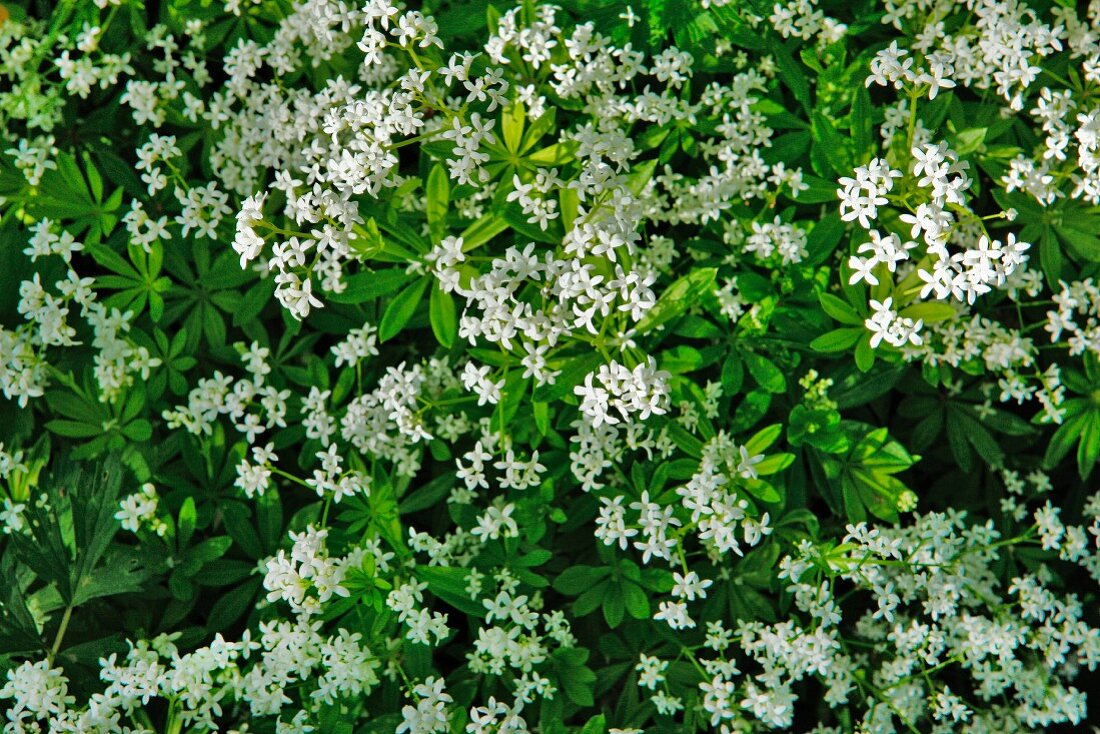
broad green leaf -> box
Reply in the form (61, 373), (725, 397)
(743, 478), (782, 502)
(811, 328), (863, 353)
(502, 101), (525, 153)
(399, 472), (456, 514)
(819, 292), (862, 325)
(744, 424), (783, 455)
(328, 268), (414, 304)
(178, 497), (197, 547)
(754, 453), (794, 476)
(429, 284), (457, 348)
(527, 141), (577, 166)
(580, 715), (607, 734)
(854, 334), (875, 371)
(768, 35), (811, 112)
(532, 352), (603, 403)
(417, 566), (485, 618)
(426, 165), (449, 243)
(899, 302), (956, 323)
(378, 276), (430, 342)
(460, 212), (510, 251)
(635, 267), (716, 335)
(532, 401), (550, 436)
(743, 352), (786, 393)
(811, 110), (853, 176)
(851, 85), (873, 162)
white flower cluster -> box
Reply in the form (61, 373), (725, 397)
(1, 517), (392, 732)
(574, 359), (671, 429)
(1047, 279), (1100, 358)
(866, 40), (957, 101)
(593, 431), (776, 635)
(837, 143), (1030, 352)
(658, 510), (1100, 732)
(769, 0), (847, 44)
(2, 619), (381, 731)
(865, 296), (923, 349)
(2, 219), (159, 406)
(163, 341), (289, 442)
(2, 17), (132, 173)
(743, 217), (809, 266)
(114, 482), (165, 535)
(264, 526), (351, 616)
(873, 0), (1065, 109)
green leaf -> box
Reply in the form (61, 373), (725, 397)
(811, 111), (853, 176)
(532, 401), (549, 436)
(732, 389), (772, 432)
(1078, 412), (1100, 480)
(851, 85), (873, 162)
(329, 268), (414, 304)
(399, 472), (456, 514)
(580, 715), (607, 734)
(46, 419), (103, 439)
(417, 566), (485, 618)
(1044, 413), (1086, 469)
(521, 107), (556, 153)
(602, 584), (625, 628)
(233, 280), (274, 326)
(429, 284), (457, 348)
(899, 302), (956, 323)
(554, 565), (610, 595)
(819, 292), (862, 325)
(754, 453), (794, 476)
(183, 537), (232, 567)
(10, 458), (131, 606)
(745, 424), (783, 455)
(793, 175), (843, 204)
(811, 328), (863, 353)
(743, 478), (782, 503)
(532, 352), (603, 403)
(122, 419), (151, 442)
(572, 583), (606, 616)
(1057, 225), (1100, 261)
(459, 212), (510, 251)
(349, 217), (387, 259)
(621, 581), (650, 619)
(379, 276), (430, 342)
(854, 334), (875, 371)
(1039, 228), (1063, 291)
(666, 420), (704, 458)
(178, 497), (197, 547)
(743, 352), (785, 393)
(721, 353), (744, 395)
(502, 101), (526, 153)
(426, 165), (450, 243)
(72, 549), (146, 606)
(768, 35), (811, 113)
(821, 424), (918, 524)
(636, 268), (716, 335)
(206, 579), (261, 631)
(527, 141), (577, 166)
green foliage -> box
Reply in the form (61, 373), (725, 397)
(1, 0), (1099, 731)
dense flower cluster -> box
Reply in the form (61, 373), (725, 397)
(1, 0), (1099, 733)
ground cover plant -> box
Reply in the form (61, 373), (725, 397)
(1, 0), (1100, 731)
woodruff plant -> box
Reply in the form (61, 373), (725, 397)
(0, 0), (1099, 732)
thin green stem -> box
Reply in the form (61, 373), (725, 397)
(47, 604), (73, 664)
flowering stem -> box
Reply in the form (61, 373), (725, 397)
(388, 126), (448, 151)
(47, 603), (73, 664)
(271, 466), (311, 489)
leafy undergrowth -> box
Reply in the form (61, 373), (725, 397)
(1, 0), (1099, 732)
